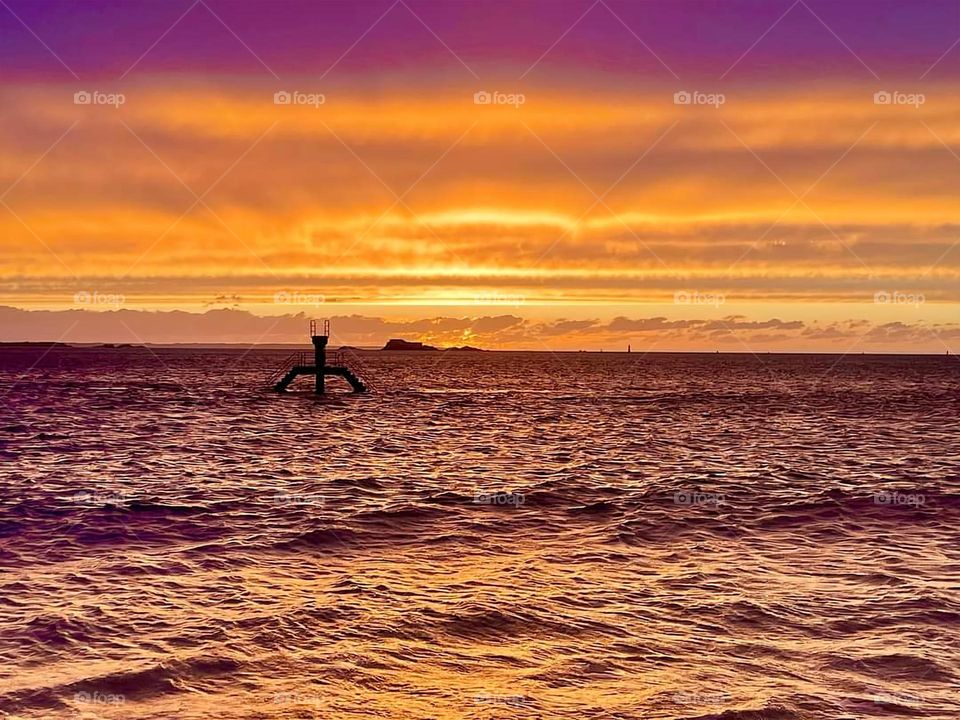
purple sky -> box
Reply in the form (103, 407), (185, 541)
(2, 0), (957, 81)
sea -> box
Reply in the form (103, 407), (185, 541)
(1, 347), (958, 719)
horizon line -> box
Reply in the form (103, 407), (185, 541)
(1, 341), (954, 357)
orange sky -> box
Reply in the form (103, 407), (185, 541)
(2, 1), (960, 350)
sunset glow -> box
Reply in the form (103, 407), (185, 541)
(2, 0), (959, 349)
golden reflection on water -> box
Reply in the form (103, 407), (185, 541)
(1, 350), (957, 718)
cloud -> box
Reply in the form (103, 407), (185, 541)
(1, 306), (958, 353)
(701, 318), (805, 331)
(0, 306), (526, 346)
(607, 316), (705, 332)
(536, 319), (600, 336)
(3, 80), (960, 309)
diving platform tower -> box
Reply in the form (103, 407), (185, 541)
(270, 320), (369, 394)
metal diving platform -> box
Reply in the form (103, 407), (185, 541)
(267, 320), (371, 394)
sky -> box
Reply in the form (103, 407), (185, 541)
(1, 0), (959, 350)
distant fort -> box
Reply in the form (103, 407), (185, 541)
(382, 338), (435, 351)
(381, 338), (483, 352)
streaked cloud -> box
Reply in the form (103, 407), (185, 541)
(3, 81), (960, 303)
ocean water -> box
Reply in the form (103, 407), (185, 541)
(1, 347), (958, 719)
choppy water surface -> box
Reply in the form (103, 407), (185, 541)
(1, 348), (959, 719)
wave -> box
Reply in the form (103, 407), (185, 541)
(0, 655), (242, 714)
(683, 707), (800, 720)
(276, 526), (360, 549)
(825, 653), (956, 683)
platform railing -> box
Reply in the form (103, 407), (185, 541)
(266, 347), (376, 391)
(265, 350), (312, 386)
(332, 349), (377, 391)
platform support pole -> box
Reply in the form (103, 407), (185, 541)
(312, 334), (328, 394)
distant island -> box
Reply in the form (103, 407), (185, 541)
(381, 338), (484, 352)
(0, 341), (71, 347)
(382, 339), (436, 351)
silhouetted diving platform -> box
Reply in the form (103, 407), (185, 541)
(268, 321), (370, 394)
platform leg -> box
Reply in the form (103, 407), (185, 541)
(312, 334), (328, 394)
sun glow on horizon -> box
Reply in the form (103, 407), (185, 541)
(1, 55), (959, 352)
